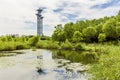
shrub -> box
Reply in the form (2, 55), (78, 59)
(74, 43), (83, 50)
(29, 36), (40, 46)
(61, 39), (73, 50)
(46, 41), (60, 49)
(72, 31), (83, 43)
(15, 42), (30, 50)
(83, 52), (99, 63)
(0, 42), (16, 51)
(36, 41), (60, 49)
(36, 41), (45, 48)
(98, 33), (106, 42)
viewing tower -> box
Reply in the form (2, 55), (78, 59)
(36, 8), (43, 36)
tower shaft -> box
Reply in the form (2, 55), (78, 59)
(36, 8), (43, 36)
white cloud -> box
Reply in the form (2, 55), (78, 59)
(0, 0), (119, 36)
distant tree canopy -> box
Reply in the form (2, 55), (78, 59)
(52, 11), (120, 43)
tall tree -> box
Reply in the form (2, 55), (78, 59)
(82, 27), (97, 42)
(102, 18), (117, 40)
(64, 22), (74, 41)
(52, 24), (65, 43)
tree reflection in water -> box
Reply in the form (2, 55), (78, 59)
(52, 50), (100, 64)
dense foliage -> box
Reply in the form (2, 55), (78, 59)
(52, 11), (120, 43)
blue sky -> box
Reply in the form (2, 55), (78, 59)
(0, 0), (120, 36)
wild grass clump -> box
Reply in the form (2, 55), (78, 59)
(45, 41), (60, 49)
(74, 43), (83, 50)
(61, 40), (73, 50)
(28, 36), (40, 46)
(15, 42), (30, 50)
(36, 41), (60, 49)
(82, 52), (99, 63)
(36, 41), (46, 48)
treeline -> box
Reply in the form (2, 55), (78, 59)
(52, 11), (120, 43)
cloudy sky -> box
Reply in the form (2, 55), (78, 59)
(0, 0), (120, 36)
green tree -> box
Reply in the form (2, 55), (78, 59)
(72, 31), (83, 43)
(116, 10), (120, 22)
(102, 18), (117, 40)
(52, 24), (66, 43)
(64, 22), (74, 41)
(116, 26), (120, 39)
(95, 24), (103, 36)
(82, 27), (97, 42)
(98, 33), (106, 42)
(75, 20), (87, 32)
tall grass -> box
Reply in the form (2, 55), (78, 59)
(61, 40), (73, 50)
(88, 45), (120, 80)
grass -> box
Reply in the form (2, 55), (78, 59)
(88, 44), (120, 80)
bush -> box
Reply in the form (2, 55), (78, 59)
(72, 31), (83, 42)
(15, 42), (30, 50)
(0, 42), (16, 51)
(74, 43), (83, 50)
(36, 41), (45, 48)
(80, 52), (99, 64)
(36, 41), (60, 49)
(46, 41), (60, 49)
(29, 36), (40, 46)
(61, 39), (73, 50)
(98, 33), (106, 42)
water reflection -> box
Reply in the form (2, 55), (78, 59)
(0, 51), (24, 57)
(52, 50), (99, 64)
(36, 50), (90, 80)
(0, 49), (91, 80)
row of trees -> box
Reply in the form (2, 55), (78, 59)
(52, 11), (120, 43)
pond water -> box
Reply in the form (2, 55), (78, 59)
(0, 49), (95, 80)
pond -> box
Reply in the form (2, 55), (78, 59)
(0, 49), (97, 80)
